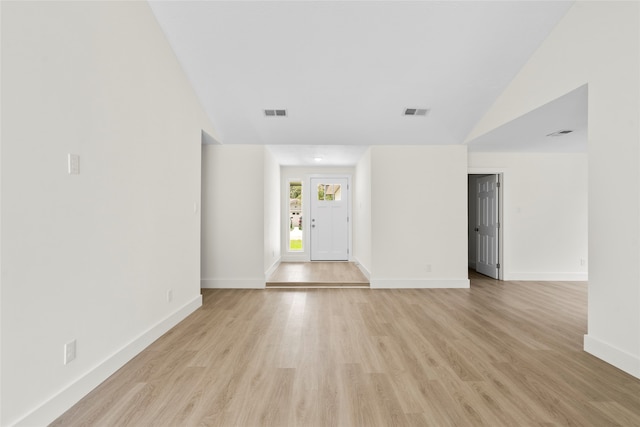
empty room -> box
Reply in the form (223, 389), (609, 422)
(2, 1), (640, 426)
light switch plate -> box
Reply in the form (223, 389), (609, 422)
(64, 340), (76, 364)
(68, 154), (79, 175)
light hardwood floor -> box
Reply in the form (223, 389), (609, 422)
(267, 262), (370, 288)
(52, 275), (640, 426)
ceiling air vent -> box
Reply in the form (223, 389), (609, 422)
(404, 108), (430, 116)
(264, 109), (287, 117)
(547, 129), (574, 137)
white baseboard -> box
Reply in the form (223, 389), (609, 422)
(201, 278), (265, 289)
(280, 254), (309, 262)
(584, 334), (640, 379)
(504, 272), (588, 281)
(352, 257), (371, 280)
(264, 258), (281, 279)
(14, 295), (203, 427)
(371, 278), (470, 289)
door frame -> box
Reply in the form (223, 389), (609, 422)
(468, 168), (505, 280)
(281, 173), (353, 262)
(310, 177), (350, 261)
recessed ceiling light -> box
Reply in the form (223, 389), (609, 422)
(404, 108), (430, 116)
(314, 157), (323, 162)
(547, 129), (574, 137)
(264, 109), (287, 117)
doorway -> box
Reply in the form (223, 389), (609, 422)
(310, 177), (349, 261)
(468, 174), (502, 280)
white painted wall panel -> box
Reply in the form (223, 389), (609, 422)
(354, 148), (372, 275)
(264, 148), (281, 273)
(370, 146), (468, 287)
(1, 2), (216, 424)
(468, 2), (640, 378)
(201, 145), (266, 288)
(469, 153), (588, 281)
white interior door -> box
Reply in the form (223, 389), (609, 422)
(310, 178), (349, 261)
(476, 175), (500, 279)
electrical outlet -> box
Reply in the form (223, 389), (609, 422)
(64, 340), (76, 365)
(580, 258), (586, 266)
(167, 289), (173, 302)
(425, 264), (432, 273)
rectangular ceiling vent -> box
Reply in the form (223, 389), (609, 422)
(547, 129), (573, 137)
(404, 108), (430, 116)
(264, 109), (287, 117)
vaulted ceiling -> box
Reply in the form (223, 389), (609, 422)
(149, 1), (579, 165)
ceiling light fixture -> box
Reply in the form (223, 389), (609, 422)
(547, 129), (574, 137)
(314, 157), (323, 162)
(404, 108), (430, 116)
(264, 109), (287, 117)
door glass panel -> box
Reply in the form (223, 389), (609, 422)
(332, 184), (341, 201)
(317, 184), (341, 201)
(289, 181), (302, 251)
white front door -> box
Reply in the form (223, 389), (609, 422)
(476, 175), (500, 279)
(310, 177), (349, 261)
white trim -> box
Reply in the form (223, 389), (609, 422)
(283, 177), (307, 259)
(503, 272), (588, 281)
(468, 167), (508, 174)
(267, 285), (370, 289)
(13, 296), (203, 427)
(468, 170), (506, 281)
(371, 278), (470, 289)
(280, 253), (308, 262)
(353, 257), (371, 280)
(308, 174), (353, 261)
(264, 258), (281, 279)
(200, 278), (265, 289)
(584, 334), (640, 379)
(280, 170), (354, 263)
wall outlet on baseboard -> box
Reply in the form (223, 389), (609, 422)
(64, 340), (76, 365)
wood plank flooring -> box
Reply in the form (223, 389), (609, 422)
(266, 262), (370, 288)
(52, 275), (640, 426)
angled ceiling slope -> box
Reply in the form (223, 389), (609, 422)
(149, 1), (574, 164)
(468, 84), (588, 153)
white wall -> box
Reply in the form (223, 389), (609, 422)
(468, 1), (640, 378)
(1, 2), (216, 425)
(280, 166), (355, 262)
(353, 148), (372, 276)
(469, 153), (588, 281)
(370, 146), (469, 288)
(263, 148), (281, 274)
(201, 145), (266, 288)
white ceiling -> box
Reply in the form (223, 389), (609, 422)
(266, 144), (370, 167)
(149, 0), (575, 165)
(467, 84), (587, 153)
